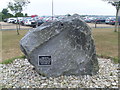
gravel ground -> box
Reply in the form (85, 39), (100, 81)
(0, 58), (119, 88)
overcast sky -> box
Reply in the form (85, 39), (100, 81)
(0, 0), (116, 16)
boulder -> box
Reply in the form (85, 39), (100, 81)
(20, 16), (99, 77)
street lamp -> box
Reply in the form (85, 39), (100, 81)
(52, 0), (54, 20)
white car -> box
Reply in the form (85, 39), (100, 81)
(14, 17), (24, 24)
(24, 19), (37, 27)
(7, 18), (17, 23)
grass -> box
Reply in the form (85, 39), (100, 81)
(1, 30), (28, 62)
(97, 54), (119, 64)
(0, 55), (26, 64)
(0, 28), (119, 64)
(92, 28), (118, 63)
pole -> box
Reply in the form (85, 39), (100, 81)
(16, 16), (19, 35)
(0, 24), (1, 30)
(18, 20), (20, 30)
(95, 21), (97, 28)
(52, 0), (53, 20)
(114, 1), (120, 32)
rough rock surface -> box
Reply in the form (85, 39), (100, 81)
(20, 16), (99, 77)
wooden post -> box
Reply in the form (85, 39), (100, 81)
(95, 21), (97, 28)
(16, 16), (20, 35)
(0, 24), (2, 30)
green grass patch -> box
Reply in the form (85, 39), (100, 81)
(1, 30), (28, 61)
(0, 55), (26, 64)
(112, 57), (119, 64)
(97, 54), (119, 64)
(92, 28), (118, 59)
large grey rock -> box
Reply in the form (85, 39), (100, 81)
(20, 16), (99, 77)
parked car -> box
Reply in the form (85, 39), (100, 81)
(3, 18), (8, 22)
(105, 17), (116, 24)
(95, 18), (106, 24)
(13, 17), (24, 24)
(108, 17), (120, 25)
(36, 19), (44, 26)
(7, 18), (16, 23)
(84, 17), (97, 23)
(43, 17), (51, 22)
(24, 19), (37, 27)
(84, 18), (92, 23)
(108, 19), (116, 25)
(88, 17), (106, 24)
(21, 17), (33, 26)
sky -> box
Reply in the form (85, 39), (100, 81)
(0, 0), (116, 16)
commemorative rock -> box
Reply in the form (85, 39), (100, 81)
(20, 16), (99, 77)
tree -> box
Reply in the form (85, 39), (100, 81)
(8, 0), (30, 35)
(103, 0), (120, 32)
(15, 12), (24, 17)
(2, 13), (14, 20)
(66, 14), (71, 17)
(2, 8), (8, 15)
(1, 8), (14, 20)
(0, 12), (4, 21)
(7, 13), (14, 18)
(8, 0), (30, 14)
(24, 13), (28, 17)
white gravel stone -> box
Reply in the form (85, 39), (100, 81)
(0, 58), (118, 88)
(112, 82), (117, 86)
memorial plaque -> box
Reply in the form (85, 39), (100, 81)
(38, 56), (51, 65)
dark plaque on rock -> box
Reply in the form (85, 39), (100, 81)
(38, 56), (51, 65)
